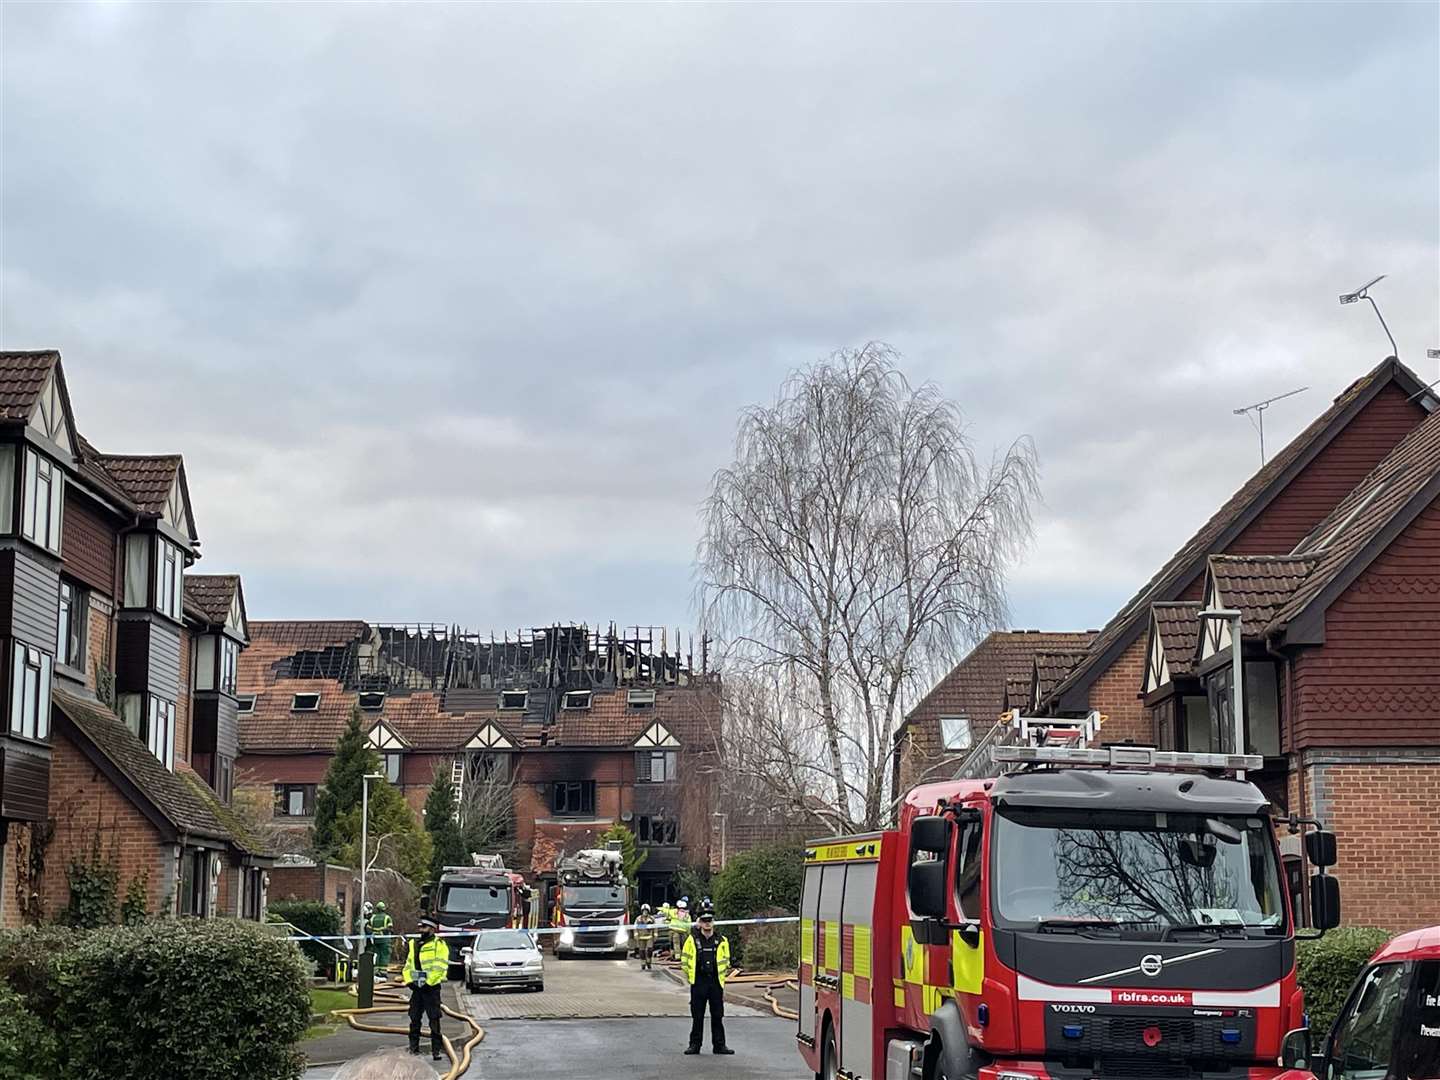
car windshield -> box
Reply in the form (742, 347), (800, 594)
(438, 883), (511, 915)
(992, 805), (1285, 934)
(564, 885), (626, 907)
(475, 930), (534, 951)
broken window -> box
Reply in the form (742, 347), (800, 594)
(500, 690), (528, 710)
(551, 780), (595, 816)
(358, 691), (386, 710)
(562, 690), (592, 710)
(637, 815), (678, 846)
(637, 750), (678, 783)
(291, 692), (320, 712)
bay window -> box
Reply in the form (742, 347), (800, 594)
(123, 534), (186, 619)
(0, 444), (14, 533)
(220, 637), (238, 695)
(21, 449), (63, 554)
(156, 540), (182, 620)
(9, 642), (53, 740)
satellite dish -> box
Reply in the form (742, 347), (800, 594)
(621, 810), (633, 822)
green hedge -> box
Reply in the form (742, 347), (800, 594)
(268, 898), (344, 975)
(1297, 926), (1393, 1037)
(0, 920), (311, 1080)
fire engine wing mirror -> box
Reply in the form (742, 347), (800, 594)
(1309, 874), (1341, 931)
(910, 814), (952, 855)
(1304, 829), (1337, 868)
(1278, 1027), (1310, 1071)
(908, 859), (948, 920)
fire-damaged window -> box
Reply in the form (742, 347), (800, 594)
(358, 691), (385, 710)
(551, 780), (595, 816)
(637, 750), (678, 783)
(637, 814), (678, 846)
(291, 692), (320, 712)
(562, 690), (592, 710)
(274, 783), (316, 818)
(500, 690), (528, 710)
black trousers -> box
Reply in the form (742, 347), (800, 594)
(688, 979), (726, 1050)
(408, 983), (443, 1054)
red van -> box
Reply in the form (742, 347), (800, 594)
(1310, 925), (1440, 1080)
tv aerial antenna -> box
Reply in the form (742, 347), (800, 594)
(1234, 387), (1309, 465)
(1412, 348), (1440, 404)
(1339, 274), (1398, 357)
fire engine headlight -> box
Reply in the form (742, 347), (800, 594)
(559, 929), (574, 945)
(615, 929), (629, 945)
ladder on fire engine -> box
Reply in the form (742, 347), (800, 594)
(952, 709), (1105, 780)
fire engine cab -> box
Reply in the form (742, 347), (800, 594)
(797, 741), (1343, 1080)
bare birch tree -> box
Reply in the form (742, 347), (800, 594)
(697, 344), (1039, 830)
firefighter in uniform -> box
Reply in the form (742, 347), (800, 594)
(670, 898), (690, 957)
(370, 901), (394, 970)
(681, 902), (733, 1055)
(406, 917), (449, 1060)
(635, 903), (656, 970)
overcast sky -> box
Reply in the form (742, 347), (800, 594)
(2, 3), (1436, 650)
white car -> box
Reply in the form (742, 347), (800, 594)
(462, 929), (544, 993)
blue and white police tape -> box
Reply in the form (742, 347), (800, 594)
(281, 913), (799, 943)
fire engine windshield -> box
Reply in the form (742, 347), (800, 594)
(563, 885), (626, 907)
(992, 806), (1285, 934)
(438, 883), (511, 915)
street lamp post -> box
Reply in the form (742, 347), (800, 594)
(1199, 608), (1246, 780)
(359, 772), (385, 933)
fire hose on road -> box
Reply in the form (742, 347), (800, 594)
(332, 983), (486, 1080)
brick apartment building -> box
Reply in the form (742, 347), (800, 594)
(0, 350), (271, 928)
(235, 621), (721, 914)
(906, 355), (1440, 932)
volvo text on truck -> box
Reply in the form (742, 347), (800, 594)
(797, 742), (1342, 1080)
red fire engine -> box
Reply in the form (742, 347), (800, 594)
(797, 742), (1342, 1080)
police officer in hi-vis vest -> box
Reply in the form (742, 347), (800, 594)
(680, 901), (733, 1056)
(406, 917), (449, 1060)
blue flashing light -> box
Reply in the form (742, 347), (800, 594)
(1220, 1029), (1242, 1044)
(1062, 1024), (1084, 1040)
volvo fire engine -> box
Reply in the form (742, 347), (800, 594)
(797, 741), (1342, 1080)
(553, 845), (630, 959)
(422, 854), (530, 976)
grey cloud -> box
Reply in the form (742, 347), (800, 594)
(2, 2), (1436, 636)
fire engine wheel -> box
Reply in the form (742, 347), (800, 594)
(819, 1025), (837, 1080)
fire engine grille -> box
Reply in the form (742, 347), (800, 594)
(1094, 1061), (1192, 1079)
(1106, 1017), (1196, 1048)
(576, 931), (614, 948)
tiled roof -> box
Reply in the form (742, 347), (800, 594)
(1004, 677), (1031, 709)
(1208, 554), (1318, 630)
(92, 454), (181, 515)
(1269, 407), (1440, 632)
(0, 350), (58, 421)
(53, 689), (236, 844)
(241, 621), (372, 690)
(904, 631), (1098, 736)
(184, 574), (240, 626)
(72, 434), (137, 508)
(1046, 356), (1434, 708)
(1032, 651), (1090, 701)
(1151, 602), (1202, 679)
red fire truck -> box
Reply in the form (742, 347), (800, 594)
(797, 743), (1342, 1080)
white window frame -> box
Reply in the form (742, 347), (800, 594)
(57, 580), (88, 671)
(639, 749), (678, 783)
(627, 689), (656, 709)
(219, 637), (238, 696)
(357, 691), (386, 710)
(146, 696), (176, 770)
(940, 714), (972, 752)
(21, 449), (63, 554)
(383, 751), (402, 784)
(499, 690), (528, 710)
(561, 690), (592, 710)
(155, 538), (184, 621)
(236, 694), (256, 714)
(9, 643), (53, 741)
(291, 692), (320, 712)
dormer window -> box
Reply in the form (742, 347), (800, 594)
(291, 692), (320, 712)
(220, 638), (238, 695)
(358, 691), (386, 710)
(194, 633), (240, 695)
(562, 690), (592, 710)
(500, 690), (528, 710)
(236, 695), (256, 714)
(21, 449), (63, 555)
(123, 534), (186, 619)
(627, 689), (656, 709)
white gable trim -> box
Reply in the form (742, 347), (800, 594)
(366, 720), (409, 750)
(634, 722), (679, 748)
(1200, 576), (1231, 661)
(1144, 613), (1171, 694)
(465, 723), (515, 750)
(225, 589), (248, 642)
(27, 368), (73, 455)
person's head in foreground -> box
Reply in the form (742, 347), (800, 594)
(335, 1049), (434, 1079)
(697, 910), (715, 937)
(418, 916), (437, 939)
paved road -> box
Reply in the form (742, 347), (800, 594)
(306, 954), (805, 1079)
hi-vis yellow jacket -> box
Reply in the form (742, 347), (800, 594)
(404, 936), (449, 988)
(680, 930), (731, 988)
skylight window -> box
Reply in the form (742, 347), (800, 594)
(291, 692), (320, 712)
(562, 690), (592, 710)
(358, 691), (386, 710)
(236, 695), (256, 714)
(627, 689), (656, 709)
(500, 690), (528, 710)
(940, 714), (972, 751)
